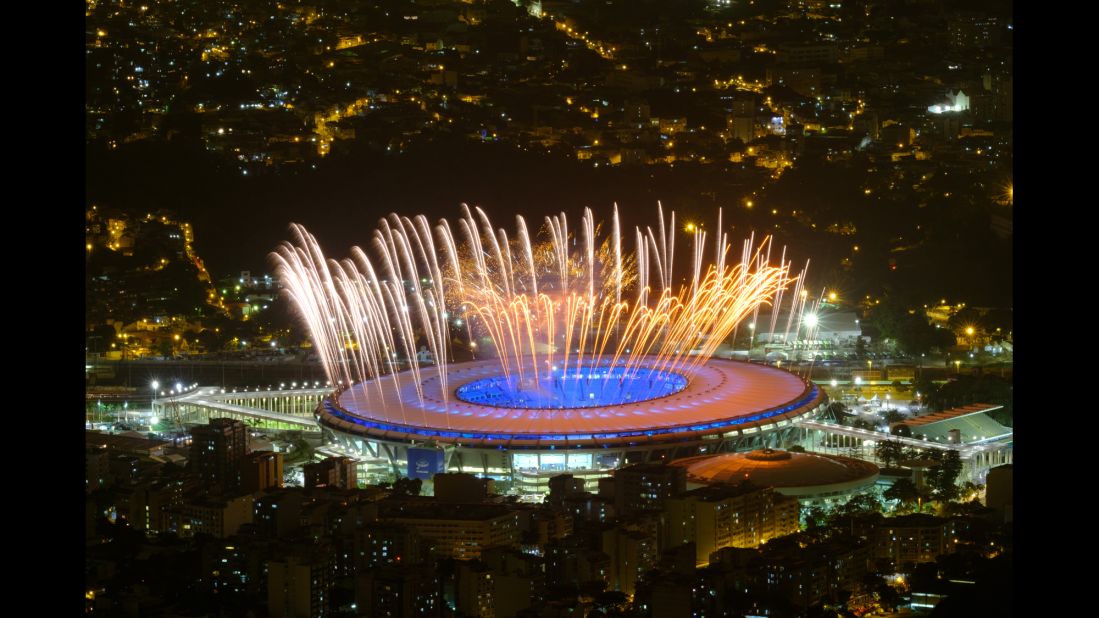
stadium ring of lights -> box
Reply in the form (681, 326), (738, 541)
(316, 358), (828, 477)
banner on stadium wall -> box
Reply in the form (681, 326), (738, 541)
(407, 447), (445, 480)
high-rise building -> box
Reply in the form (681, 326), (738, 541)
(561, 491), (615, 524)
(454, 562), (498, 618)
(948, 14), (1005, 49)
(985, 464), (1013, 523)
(123, 475), (198, 532)
(379, 502), (520, 560)
(547, 474), (586, 505)
(355, 563), (441, 618)
(517, 507), (573, 546)
(601, 525), (658, 596)
(356, 522), (423, 569)
(190, 418), (250, 489)
(433, 472), (491, 503)
(108, 454), (142, 485)
(753, 540), (872, 610)
(664, 483), (801, 565)
(545, 535), (610, 589)
(304, 456), (358, 490)
(613, 463), (687, 516)
(86, 446), (111, 494)
(254, 490), (308, 539)
(874, 514), (959, 567)
(165, 492), (254, 538)
(776, 42), (838, 66)
(267, 547), (334, 618)
(242, 450), (284, 493)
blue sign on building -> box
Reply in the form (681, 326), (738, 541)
(407, 447), (446, 480)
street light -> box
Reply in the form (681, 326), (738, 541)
(748, 322), (755, 359)
(148, 380), (159, 426)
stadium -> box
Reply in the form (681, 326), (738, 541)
(273, 206), (835, 491)
(317, 357), (828, 491)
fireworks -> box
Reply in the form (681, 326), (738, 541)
(272, 204), (807, 412)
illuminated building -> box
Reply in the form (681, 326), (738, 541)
(165, 492), (253, 538)
(304, 456), (358, 490)
(241, 450), (284, 493)
(874, 514), (959, 567)
(664, 483), (801, 565)
(380, 502), (520, 560)
(190, 418), (250, 490)
(672, 449), (880, 506)
(267, 548), (334, 618)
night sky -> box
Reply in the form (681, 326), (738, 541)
(87, 138), (782, 275)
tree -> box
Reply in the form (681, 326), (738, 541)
(840, 493), (882, 516)
(882, 410), (906, 425)
(196, 329), (223, 353)
(854, 337), (867, 359)
(941, 498), (990, 518)
(874, 440), (905, 468)
(982, 308), (1013, 335)
(593, 590), (629, 613)
(86, 324), (118, 354)
(902, 447), (926, 461)
(852, 418), (875, 431)
(870, 298), (956, 356)
(891, 423), (912, 437)
(824, 402), (851, 424)
(392, 477), (423, 496)
(913, 375), (937, 400)
(960, 481), (983, 501)
(805, 505), (829, 529)
(788, 444), (806, 453)
(929, 450), (962, 501)
(928, 375), (1013, 422)
(806, 603), (842, 618)
(884, 478), (920, 510)
(948, 306), (983, 332)
(876, 580), (903, 612)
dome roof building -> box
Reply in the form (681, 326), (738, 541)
(671, 448), (879, 504)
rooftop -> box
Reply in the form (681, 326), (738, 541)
(86, 430), (169, 454)
(898, 404), (1011, 444)
(903, 403), (1004, 427)
(671, 449), (879, 494)
(325, 358), (823, 447)
(378, 501), (516, 522)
